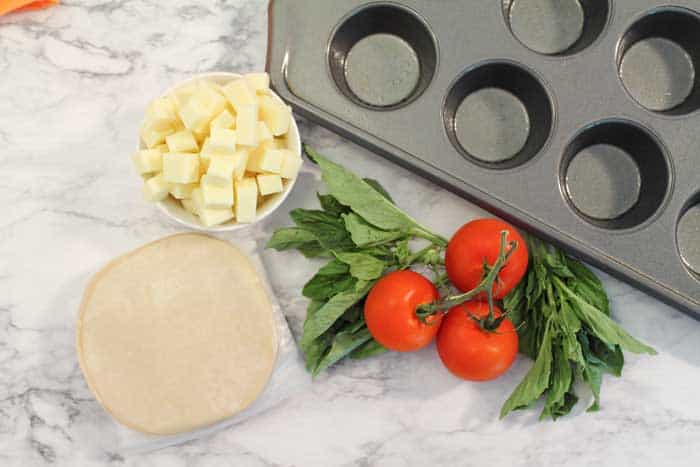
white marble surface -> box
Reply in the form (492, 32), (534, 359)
(1, 1), (700, 466)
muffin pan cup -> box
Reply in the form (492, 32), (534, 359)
(267, 0), (700, 317)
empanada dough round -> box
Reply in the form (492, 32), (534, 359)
(76, 234), (277, 435)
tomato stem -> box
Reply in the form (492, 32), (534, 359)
(416, 230), (518, 329)
(410, 227), (448, 248)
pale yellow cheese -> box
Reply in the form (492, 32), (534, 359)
(279, 150), (303, 179)
(210, 109), (236, 130)
(142, 174), (170, 201)
(201, 174), (234, 208)
(163, 153), (200, 184)
(178, 87), (226, 134)
(155, 144), (169, 154)
(206, 154), (239, 185)
(170, 82), (199, 111)
(181, 198), (198, 215)
(145, 97), (177, 130)
(257, 121), (273, 143)
(131, 149), (163, 175)
(166, 130), (199, 153)
(208, 128), (237, 155)
(247, 147), (284, 174)
(244, 72), (270, 94)
(256, 173), (283, 196)
(170, 183), (196, 200)
(199, 206), (235, 227)
(222, 79), (256, 110)
(235, 177), (258, 223)
(233, 149), (249, 181)
(258, 95), (291, 136)
(140, 124), (175, 148)
(235, 105), (258, 147)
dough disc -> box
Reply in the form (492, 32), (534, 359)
(76, 234), (278, 435)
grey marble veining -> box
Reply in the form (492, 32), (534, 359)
(1, 1), (699, 466)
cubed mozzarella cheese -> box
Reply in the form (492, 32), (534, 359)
(170, 82), (199, 111)
(258, 95), (291, 136)
(222, 79), (256, 110)
(208, 128), (237, 155)
(166, 130), (199, 153)
(244, 73), (270, 94)
(170, 183), (196, 200)
(235, 177), (258, 223)
(199, 206), (234, 227)
(155, 144), (169, 154)
(131, 149), (163, 174)
(279, 150), (303, 179)
(235, 105), (258, 147)
(162, 153), (200, 184)
(206, 154), (239, 185)
(145, 97), (177, 130)
(178, 87), (226, 133)
(256, 173), (283, 195)
(210, 108), (236, 130)
(201, 174), (234, 208)
(257, 121), (273, 142)
(143, 174), (170, 201)
(140, 124), (175, 148)
(181, 198), (198, 215)
(233, 149), (249, 180)
(247, 146), (284, 174)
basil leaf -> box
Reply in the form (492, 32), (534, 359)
(303, 274), (356, 302)
(351, 339), (388, 359)
(297, 242), (331, 258)
(501, 318), (555, 418)
(343, 213), (404, 247)
(304, 332), (333, 373)
(541, 340), (574, 420)
(363, 178), (394, 203)
(582, 363), (603, 412)
(290, 209), (356, 252)
(313, 327), (373, 376)
(318, 193), (349, 216)
(267, 227), (319, 250)
(590, 336), (624, 377)
(335, 252), (386, 281)
(305, 146), (442, 240)
(300, 281), (375, 351)
(558, 278), (656, 355)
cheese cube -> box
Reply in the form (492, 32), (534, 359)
(201, 175), (234, 208)
(131, 149), (163, 174)
(259, 95), (291, 136)
(244, 73), (270, 94)
(208, 128), (237, 155)
(280, 150), (303, 179)
(170, 183), (196, 200)
(170, 82), (198, 110)
(233, 150), (249, 180)
(199, 206), (234, 227)
(257, 121), (273, 142)
(145, 97), (177, 130)
(235, 177), (258, 223)
(162, 153), (200, 184)
(140, 124), (175, 148)
(199, 80), (225, 97)
(181, 198), (198, 215)
(247, 147), (284, 173)
(143, 174), (170, 201)
(210, 109), (236, 130)
(206, 154), (239, 185)
(178, 87), (226, 133)
(222, 79), (256, 110)
(256, 173), (283, 195)
(272, 137), (287, 149)
(155, 144), (169, 154)
(199, 138), (214, 169)
(235, 105), (258, 147)
(166, 130), (199, 153)
(191, 186), (204, 211)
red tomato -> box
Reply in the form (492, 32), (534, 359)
(445, 218), (528, 299)
(364, 270), (442, 352)
(437, 301), (518, 381)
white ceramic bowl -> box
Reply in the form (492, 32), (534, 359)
(138, 72), (301, 232)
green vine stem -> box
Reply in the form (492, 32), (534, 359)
(416, 230), (518, 330)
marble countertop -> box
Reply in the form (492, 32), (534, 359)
(1, 1), (699, 466)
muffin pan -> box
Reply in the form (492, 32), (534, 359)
(267, 0), (700, 317)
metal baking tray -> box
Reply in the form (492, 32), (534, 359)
(266, 0), (700, 318)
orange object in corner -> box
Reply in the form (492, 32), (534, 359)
(0, 0), (59, 16)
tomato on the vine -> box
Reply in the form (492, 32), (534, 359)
(445, 218), (528, 299)
(364, 270), (442, 352)
(437, 301), (518, 381)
